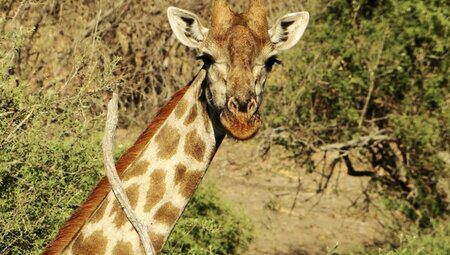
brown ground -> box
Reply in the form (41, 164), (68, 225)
(203, 138), (387, 255)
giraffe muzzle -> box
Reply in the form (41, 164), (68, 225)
(219, 96), (262, 140)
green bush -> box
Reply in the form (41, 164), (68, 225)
(163, 185), (253, 255)
(361, 220), (450, 255)
(0, 83), (104, 254)
(265, 0), (449, 227)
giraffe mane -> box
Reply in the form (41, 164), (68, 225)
(43, 86), (189, 255)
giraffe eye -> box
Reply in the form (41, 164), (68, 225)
(265, 56), (281, 72)
(196, 53), (215, 66)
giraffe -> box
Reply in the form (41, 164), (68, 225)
(43, 0), (309, 254)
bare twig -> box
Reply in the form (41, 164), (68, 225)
(289, 177), (302, 215)
(4, 109), (34, 143)
(343, 154), (373, 177)
(12, 0), (27, 21)
(103, 93), (155, 255)
(317, 132), (392, 153)
(358, 31), (387, 129)
(83, 1), (125, 38)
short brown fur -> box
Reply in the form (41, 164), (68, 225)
(184, 130), (206, 162)
(179, 170), (204, 198)
(174, 99), (187, 119)
(71, 231), (107, 255)
(122, 160), (150, 182)
(108, 183), (141, 228)
(184, 105), (198, 125)
(174, 164), (187, 185)
(150, 232), (165, 253)
(153, 202), (181, 225)
(155, 124), (181, 159)
(144, 169), (166, 213)
(112, 241), (133, 255)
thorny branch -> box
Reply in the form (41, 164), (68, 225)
(263, 127), (398, 213)
(103, 93), (155, 255)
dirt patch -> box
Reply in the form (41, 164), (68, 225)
(204, 138), (387, 255)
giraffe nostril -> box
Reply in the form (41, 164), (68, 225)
(247, 98), (257, 115)
(227, 96), (258, 115)
(227, 97), (240, 114)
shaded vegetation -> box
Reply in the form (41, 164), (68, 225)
(264, 0), (449, 230)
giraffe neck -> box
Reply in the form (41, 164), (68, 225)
(44, 71), (225, 255)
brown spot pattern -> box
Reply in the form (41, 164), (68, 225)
(111, 184), (140, 228)
(179, 171), (204, 198)
(144, 169), (166, 212)
(112, 240), (133, 255)
(150, 232), (166, 252)
(174, 99), (187, 119)
(90, 201), (108, 223)
(126, 184), (140, 209)
(111, 201), (128, 228)
(184, 130), (206, 162)
(122, 160), (150, 181)
(154, 202), (181, 226)
(184, 105), (198, 125)
(155, 124), (180, 159)
(71, 231), (107, 255)
(174, 164), (187, 185)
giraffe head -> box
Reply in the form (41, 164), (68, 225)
(168, 0), (309, 140)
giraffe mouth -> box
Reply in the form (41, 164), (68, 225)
(219, 110), (262, 140)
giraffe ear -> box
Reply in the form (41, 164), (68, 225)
(167, 7), (209, 49)
(269, 12), (309, 52)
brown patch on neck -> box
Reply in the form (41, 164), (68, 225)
(150, 232), (165, 253)
(154, 202), (181, 226)
(71, 230), (107, 255)
(174, 99), (188, 119)
(43, 86), (189, 255)
(184, 105), (198, 125)
(174, 164), (187, 185)
(144, 169), (166, 213)
(112, 240), (133, 255)
(110, 183), (140, 228)
(122, 160), (150, 182)
(179, 170), (204, 198)
(184, 130), (206, 162)
(155, 124), (181, 159)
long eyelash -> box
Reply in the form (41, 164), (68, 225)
(196, 54), (215, 66)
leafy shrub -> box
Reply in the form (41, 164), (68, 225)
(163, 185), (253, 255)
(265, 0), (449, 227)
(361, 220), (450, 255)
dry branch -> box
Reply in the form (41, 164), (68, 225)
(102, 93), (155, 255)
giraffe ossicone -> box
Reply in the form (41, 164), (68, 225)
(44, 1), (309, 254)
